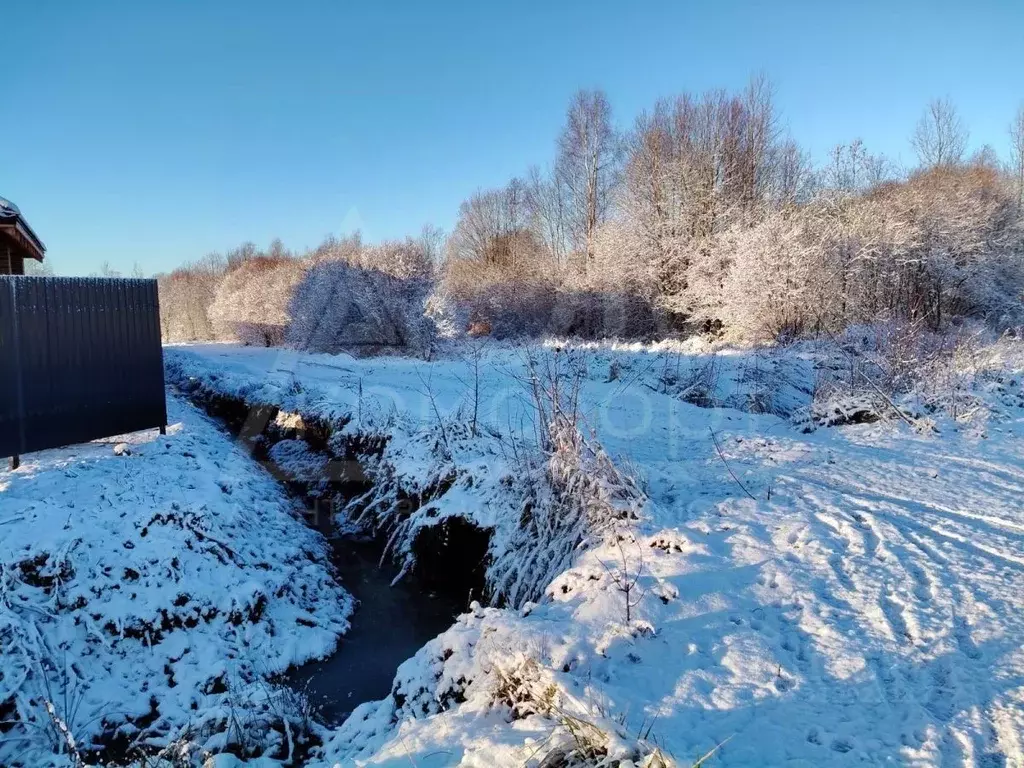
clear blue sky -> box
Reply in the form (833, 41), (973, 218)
(3, 0), (1022, 276)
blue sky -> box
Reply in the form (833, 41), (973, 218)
(4, 0), (1022, 276)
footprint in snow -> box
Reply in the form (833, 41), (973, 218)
(831, 738), (855, 753)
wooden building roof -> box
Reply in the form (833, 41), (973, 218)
(0, 197), (46, 264)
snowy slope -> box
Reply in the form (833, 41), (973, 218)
(165, 340), (1024, 767)
(321, 415), (1024, 766)
(0, 396), (352, 766)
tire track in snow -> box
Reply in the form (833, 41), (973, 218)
(845, 502), (930, 645)
(848, 483), (1024, 538)
(845, 488), (1018, 652)
(797, 481), (944, 646)
(781, 444), (1024, 766)
(936, 453), (1024, 486)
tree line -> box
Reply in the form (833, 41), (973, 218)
(159, 79), (1024, 349)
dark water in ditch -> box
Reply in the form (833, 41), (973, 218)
(179, 389), (466, 727)
(284, 521), (465, 726)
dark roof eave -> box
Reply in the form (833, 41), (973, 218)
(0, 219), (46, 262)
(17, 219), (46, 255)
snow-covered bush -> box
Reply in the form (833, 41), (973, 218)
(490, 351), (647, 607)
(700, 208), (831, 341)
(438, 266), (659, 341)
(796, 322), (1022, 429)
(207, 256), (306, 346)
(286, 258), (434, 356)
(334, 348), (647, 609)
(440, 258), (560, 339)
(424, 289), (469, 340)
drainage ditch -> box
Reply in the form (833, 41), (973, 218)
(172, 380), (490, 726)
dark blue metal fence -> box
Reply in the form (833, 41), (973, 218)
(0, 277), (167, 466)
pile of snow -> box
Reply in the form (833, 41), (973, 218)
(0, 397), (351, 766)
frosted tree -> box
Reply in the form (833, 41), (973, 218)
(207, 256), (306, 345)
(287, 256), (434, 355)
(725, 74), (781, 210)
(524, 164), (569, 268)
(556, 89), (619, 273)
(157, 253), (226, 342)
(822, 139), (891, 194)
(1011, 104), (1024, 211)
(900, 163), (1021, 326)
(442, 186), (553, 338)
(617, 78), (783, 323)
(446, 182), (546, 279)
(772, 138), (815, 206)
(24, 259), (55, 277)
(416, 224), (447, 267)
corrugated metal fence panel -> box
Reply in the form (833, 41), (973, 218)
(0, 280), (20, 457)
(0, 276), (166, 458)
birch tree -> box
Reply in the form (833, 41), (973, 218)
(556, 89), (619, 273)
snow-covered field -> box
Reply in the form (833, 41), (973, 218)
(3, 336), (1023, 766)
(161, 339), (1024, 767)
(0, 396), (352, 766)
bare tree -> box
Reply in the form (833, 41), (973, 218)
(1011, 103), (1024, 210)
(226, 241), (259, 267)
(614, 77), (783, 320)
(447, 182), (541, 275)
(447, 188), (505, 265)
(969, 144), (1002, 171)
(822, 139), (891, 194)
(524, 164), (569, 267)
(911, 98), (968, 168)
(556, 89), (619, 273)
(417, 224), (447, 266)
(267, 237), (290, 260)
(730, 73), (781, 209)
(157, 252), (225, 341)
(772, 138), (814, 206)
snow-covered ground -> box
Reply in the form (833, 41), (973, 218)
(0, 396), (352, 766)
(3, 337), (1022, 766)
(159, 339), (1024, 767)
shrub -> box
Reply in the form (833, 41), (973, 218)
(286, 258), (434, 356)
(207, 256), (305, 346)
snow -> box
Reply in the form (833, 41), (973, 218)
(0, 396), (352, 766)
(163, 339), (1024, 766)
(5, 336), (1024, 765)
(0, 196), (22, 217)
